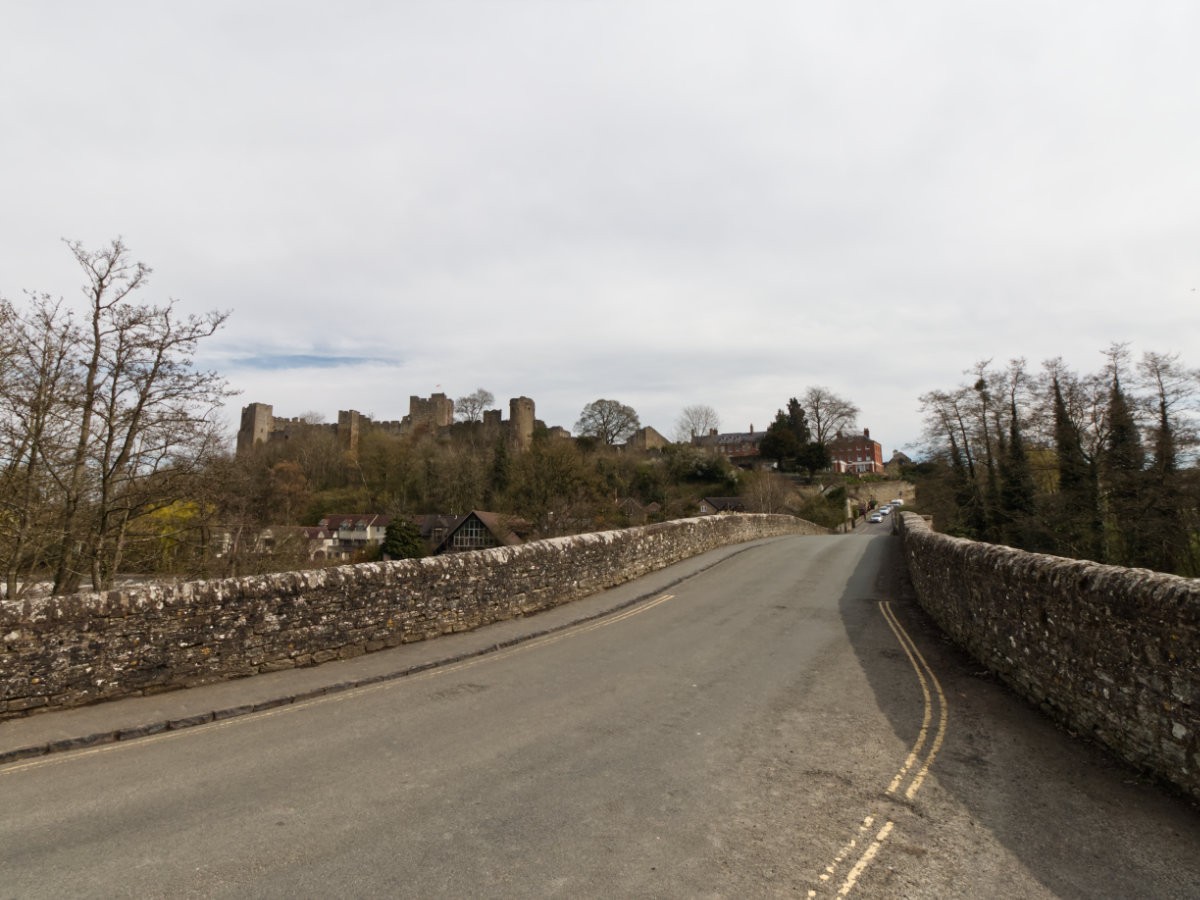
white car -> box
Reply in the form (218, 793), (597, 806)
(877, 505), (891, 515)
(867, 512), (883, 524)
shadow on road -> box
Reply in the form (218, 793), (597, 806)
(839, 534), (1200, 899)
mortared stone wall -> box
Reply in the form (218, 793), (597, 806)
(898, 512), (1199, 801)
(1, 514), (825, 720)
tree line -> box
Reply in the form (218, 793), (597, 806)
(914, 347), (1199, 576)
(1, 241), (872, 596)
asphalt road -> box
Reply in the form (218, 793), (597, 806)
(2, 533), (1197, 898)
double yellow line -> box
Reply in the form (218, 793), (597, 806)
(810, 600), (949, 897)
(881, 600), (948, 802)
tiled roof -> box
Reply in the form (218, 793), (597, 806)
(702, 496), (746, 511)
(709, 432), (764, 445)
(318, 514), (392, 530)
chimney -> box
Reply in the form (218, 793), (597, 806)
(864, 428), (870, 439)
(749, 424), (754, 434)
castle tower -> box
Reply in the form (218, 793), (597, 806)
(509, 396), (535, 450)
(237, 403), (274, 455)
(337, 410), (362, 455)
(431, 392), (454, 427)
(408, 393), (455, 432)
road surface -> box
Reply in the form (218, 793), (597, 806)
(2, 533), (1197, 897)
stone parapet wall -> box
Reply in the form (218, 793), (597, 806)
(898, 512), (1199, 800)
(1, 515), (825, 720)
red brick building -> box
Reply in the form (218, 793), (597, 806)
(828, 428), (885, 475)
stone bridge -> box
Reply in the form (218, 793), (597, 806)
(3, 511), (1196, 800)
(897, 512), (1198, 801)
(1, 515), (824, 720)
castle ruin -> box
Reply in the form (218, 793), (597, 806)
(236, 393), (543, 457)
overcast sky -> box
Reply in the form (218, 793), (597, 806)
(3, 1), (1197, 457)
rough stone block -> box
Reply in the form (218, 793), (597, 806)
(898, 511), (1200, 802)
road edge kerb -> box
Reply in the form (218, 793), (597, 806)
(0, 539), (770, 766)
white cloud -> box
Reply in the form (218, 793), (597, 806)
(3, 1), (1198, 459)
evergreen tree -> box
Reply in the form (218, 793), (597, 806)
(947, 432), (985, 538)
(973, 377), (1002, 542)
(1102, 374), (1146, 566)
(999, 399), (1039, 548)
(795, 440), (830, 477)
(381, 517), (426, 560)
(784, 397), (812, 444)
(759, 411), (800, 469)
(1051, 377), (1102, 560)
(1143, 374), (1187, 572)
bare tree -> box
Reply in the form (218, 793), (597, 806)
(1138, 351), (1199, 463)
(740, 469), (791, 514)
(673, 404), (720, 443)
(455, 388), (494, 423)
(0, 296), (78, 596)
(802, 387), (859, 446)
(575, 399), (640, 445)
(32, 239), (235, 594)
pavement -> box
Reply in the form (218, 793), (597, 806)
(0, 544), (742, 767)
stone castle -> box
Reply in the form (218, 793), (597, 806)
(236, 393), (547, 456)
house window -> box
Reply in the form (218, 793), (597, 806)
(453, 518), (496, 550)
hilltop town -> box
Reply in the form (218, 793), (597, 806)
(226, 391), (908, 568)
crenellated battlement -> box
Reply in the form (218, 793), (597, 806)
(236, 393), (546, 456)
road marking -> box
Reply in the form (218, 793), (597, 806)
(815, 815), (876, 886)
(837, 820), (894, 897)
(808, 601), (948, 896)
(880, 601), (948, 800)
(883, 608), (933, 794)
(0, 593), (677, 775)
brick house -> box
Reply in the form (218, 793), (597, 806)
(828, 428), (885, 475)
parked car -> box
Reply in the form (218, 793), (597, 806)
(878, 505), (891, 515)
(867, 512), (883, 523)
(891, 498), (904, 506)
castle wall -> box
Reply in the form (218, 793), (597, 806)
(237, 394), (546, 457)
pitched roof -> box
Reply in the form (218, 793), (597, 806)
(701, 496), (746, 511)
(433, 510), (533, 554)
(318, 514), (392, 530)
(471, 510), (531, 544)
(707, 431), (765, 446)
(409, 514), (460, 540)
